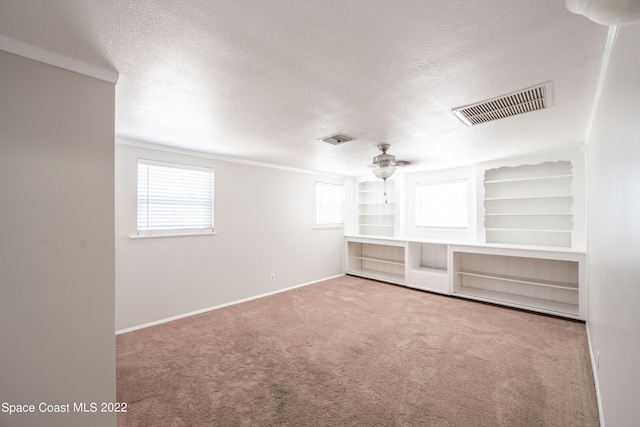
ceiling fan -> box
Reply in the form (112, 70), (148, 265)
(371, 144), (409, 180)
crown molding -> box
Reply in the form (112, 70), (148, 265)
(0, 35), (118, 84)
(115, 136), (347, 179)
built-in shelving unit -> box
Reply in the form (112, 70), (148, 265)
(345, 237), (585, 320)
(451, 245), (584, 319)
(346, 237), (405, 284)
(406, 242), (449, 293)
(357, 180), (395, 237)
(484, 161), (574, 247)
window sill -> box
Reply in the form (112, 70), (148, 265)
(130, 231), (217, 239)
(313, 225), (344, 230)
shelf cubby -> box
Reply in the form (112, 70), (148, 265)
(452, 248), (583, 318)
(357, 179), (396, 237)
(346, 239), (405, 284)
(406, 242), (449, 293)
(483, 161), (574, 247)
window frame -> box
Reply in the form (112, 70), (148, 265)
(314, 182), (345, 229)
(136, 159), (215, 238)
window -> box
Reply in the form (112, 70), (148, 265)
(415, 179), (468, 229)
(137, 159), (214, 236)
(315, 182), (345, 228)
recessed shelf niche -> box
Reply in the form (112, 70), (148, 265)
(484, 161), (574, 247)
(346, 239), (405, 284)
(406, 242), (449, 293)
(358, 179), (396, 237)
(452, 249), (581, 317)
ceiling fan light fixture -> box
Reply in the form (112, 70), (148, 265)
(372, 166), (397, 180)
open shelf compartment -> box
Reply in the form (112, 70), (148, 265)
(452, 248), (581, 317)
(347, 239), (406, 284)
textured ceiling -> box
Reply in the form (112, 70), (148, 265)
(0, 0), (609, 175)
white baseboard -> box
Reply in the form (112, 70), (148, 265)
(586, 322), (605, 427)
(115, 274), (345, 335)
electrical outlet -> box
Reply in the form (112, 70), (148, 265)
(597, 351), (600, 369)
(270, 273), (276, 282)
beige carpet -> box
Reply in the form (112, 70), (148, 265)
(116, 275), (599, 426)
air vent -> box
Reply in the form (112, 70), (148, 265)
(322, 134), (354, 145)
(452, 82), (553, 126)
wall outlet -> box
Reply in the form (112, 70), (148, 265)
(270, 273), (276, 282)
(597, 351), (600, 369)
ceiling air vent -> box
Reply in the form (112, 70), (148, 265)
(322, 134), (354, 145)
(452, 82), (553, 126)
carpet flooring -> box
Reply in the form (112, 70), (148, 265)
(116, 275), (599, 426)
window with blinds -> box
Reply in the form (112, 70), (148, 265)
(137, 159), (214, 236)
(415, 179), (468, 229)
(315, 182), (345, 228)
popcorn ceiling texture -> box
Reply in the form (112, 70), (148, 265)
(0, 1), (608, 174)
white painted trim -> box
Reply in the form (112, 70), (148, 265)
(115, 274), (345, 335)
(585, 25), (619, 143)
(586, 322), (605, 427)
(0, 35), (118, 84)
(116, 136), (347, 178)
(129, 231), (218, 239)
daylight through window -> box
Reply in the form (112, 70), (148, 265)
(316, 182), (345, 227)
(415, 179), (468, 229)
(137, 159), (214, 236)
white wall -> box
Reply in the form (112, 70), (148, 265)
(115, 141), (345, 331)
(0, 51), (116, 427)
(586, 24), (640, 426)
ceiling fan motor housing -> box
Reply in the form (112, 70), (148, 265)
(373, 153), (396, 167)
(373, 144), (396, 167)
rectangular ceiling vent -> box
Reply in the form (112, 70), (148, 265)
(322, 134), (354, 145)
(452, 82), (553, 127)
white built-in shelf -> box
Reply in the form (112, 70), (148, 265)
(345, 237), (585, 319)
(358, 188), (394, 193)
(485, 213), (573, 216)
(485, 228), (573, 233)
(358, 202), (396, 205)
(362, 271), (405, 282)
(453, 286), (579, 316)
(483, 161), (574, 247)
(358, 179), (396, 238)
(484, 174), (573, 184)
(457, 270), (578, 291)
(346, 239), (405, 284)
(354, 255), (404, 266)
(410, 266), (448, 276)
(484, 195), (572, 201)
(451, 246), (583, 319)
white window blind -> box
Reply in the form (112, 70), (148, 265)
(416, 179), (468, 229)
(316, 182), (345, 227)
(137, 160), (214, 236)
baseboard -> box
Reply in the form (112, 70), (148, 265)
(586, 322), (605, 427)
(115, 274), (345, 335)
